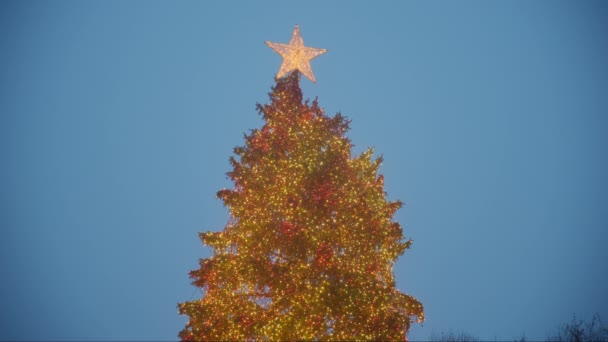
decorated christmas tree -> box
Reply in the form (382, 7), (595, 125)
(178, 26), (423, 341)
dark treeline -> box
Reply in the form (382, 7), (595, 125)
(429, 313), (608, 342)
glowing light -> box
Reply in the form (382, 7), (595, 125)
(178, 72), (423, 341)
(266, 25), (327, 83)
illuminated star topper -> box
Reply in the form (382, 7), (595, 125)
(265, 25), (327, 83)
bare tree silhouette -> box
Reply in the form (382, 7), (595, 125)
(429, 330), (480, 342)
(546, 313), (608, 342)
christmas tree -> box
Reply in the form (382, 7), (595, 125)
(178, 26), (423, 341)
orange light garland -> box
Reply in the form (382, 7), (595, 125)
(178, 71), (423, 341)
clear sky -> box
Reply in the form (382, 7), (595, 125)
(1, 1), (607, 340)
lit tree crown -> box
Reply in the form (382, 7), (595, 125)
(179, 71), (423, 341)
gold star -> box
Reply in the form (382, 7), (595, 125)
(265, 25), (327, 83)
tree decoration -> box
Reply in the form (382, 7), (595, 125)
(178, 26), (423, 341)
(266, 25), (327, 83)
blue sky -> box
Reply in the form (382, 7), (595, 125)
(1, 1), (607, 340)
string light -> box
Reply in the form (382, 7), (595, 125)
(178, 72), (423, 341)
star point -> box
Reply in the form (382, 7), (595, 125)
(266, 25), (327, 83)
